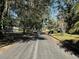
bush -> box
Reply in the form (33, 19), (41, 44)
(48, 30), (54, 34)
(57, 30), (61, 33)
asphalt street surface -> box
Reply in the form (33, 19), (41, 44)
(0, 34), (78, 59)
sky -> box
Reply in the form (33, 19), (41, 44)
(50, 7), (58, 20)
(49, 0), (65, 20)
(10, 10), (17, 19)
(49, 0), (59, 20)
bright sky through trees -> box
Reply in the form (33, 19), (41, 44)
(10, 10), (17, 19)
(50, 0), (66, 20)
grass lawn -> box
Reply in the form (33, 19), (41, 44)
(51, 33), (79, 41)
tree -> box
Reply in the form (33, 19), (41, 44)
(14, 0), (51, 33)
(52, 0), (79, 33)
(0, 0), (52, 34)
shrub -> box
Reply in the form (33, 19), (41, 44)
(48, 30), (54, 34)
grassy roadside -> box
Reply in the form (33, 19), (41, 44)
(51, 33), (79, 57)
(51, 33), (79, 41)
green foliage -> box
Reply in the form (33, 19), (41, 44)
(69, 21), (79, 34)
(46, 19), (59, 34)
(73, 3), (79, 14)
(53, 0), (79, 34)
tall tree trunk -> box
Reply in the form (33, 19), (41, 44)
(0, 0), (5, 39)
(0, 0), (8, 38)
(2, 0), (8, 30)
(0, 0), (5, 27)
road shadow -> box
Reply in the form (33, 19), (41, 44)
(59, 40), (79, 57)
(0, 33), (46, 48)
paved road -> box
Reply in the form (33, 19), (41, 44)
(0, 35), (78, 59)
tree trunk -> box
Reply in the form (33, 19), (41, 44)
(23, 28), (26, 34)
(0, 0), (5, 39)
(0, 0), (8, 38)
